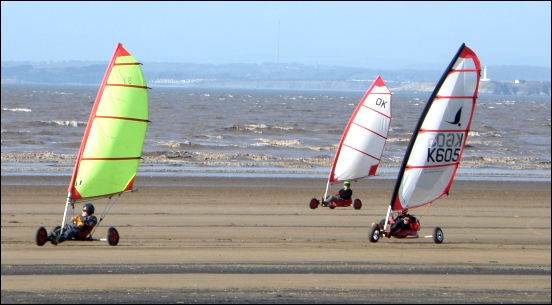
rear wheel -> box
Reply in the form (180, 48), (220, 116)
(35, 227), (48, 246)
(107, 227), (119, 246)
(309, 198), (319, 209)
(353, 198), (362, 210)
(329, 205), (335, 209)
(433, 227), (444, 244)
(368, 224), (381, 243)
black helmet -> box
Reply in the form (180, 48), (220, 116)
(83, 203), (95, 215)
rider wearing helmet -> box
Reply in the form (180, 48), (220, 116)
(321, 180), (353, 207)
(50, 203), (98, 245)
(83, 203), (95, 215)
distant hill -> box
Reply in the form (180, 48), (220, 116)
(1, 61), (550, 96)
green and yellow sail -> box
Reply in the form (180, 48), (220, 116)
(69, 43), (149, 201)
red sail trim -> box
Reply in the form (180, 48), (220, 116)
(68, 43), (124, 195)
(368, 165), (378, 176)
(72, 188), (83, 201)
(330, 173), (377, 183)
(392, 199), (437, 213)
(443, 164), (460, 195)
(373, 76), (386, 87)
(391, 195), (403, 211)
(446, 69), (479, 76)
(351, 122), (388, 139)
(114, 45), (131, 57)
(450, 68), (479, 72)
(419, 128), (469, 133)
(405, 162), (459, 170)
(342, 144), (380, 161)
(458, 47), (480, 64)
(124, 176), (136, 192)
(96, 115), (149, 123)
(436, 95), (475, 99)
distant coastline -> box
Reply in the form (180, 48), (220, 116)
(145, 79), (551, 96)
(2, 79), (550, 97)
(1, 61), (550, 96)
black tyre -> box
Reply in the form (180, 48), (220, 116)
(35, 227), (48, 246)
(107, 227), (119, 246)
(353, 198), (362, 210)
(368, 223), (381, 243)
(433, 227), (444, 244)
(329, 205), (336, 209)
(309, 198), (319, 209)
(378, 219), (386, 227)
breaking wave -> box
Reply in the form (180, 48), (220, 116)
(3, 108), (32, 112)
(38, 120), (85, 127)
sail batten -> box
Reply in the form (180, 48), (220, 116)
(95, 116), (149, 122)
(361, 105), (392, 118)
(106, 84), (149, 89)
(351, 122), (388, 139)
(342, 144), (381, 160)
(390, 43), (481, 211)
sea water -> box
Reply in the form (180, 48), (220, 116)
(1, 83), (550, 181)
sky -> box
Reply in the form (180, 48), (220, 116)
(1, 1), (551, 70)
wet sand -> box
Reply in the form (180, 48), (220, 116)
(1, 176), (550, 303)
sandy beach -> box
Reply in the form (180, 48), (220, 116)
(1, 175), (550, 303)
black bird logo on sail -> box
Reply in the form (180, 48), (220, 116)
(446, 107), (462, 126)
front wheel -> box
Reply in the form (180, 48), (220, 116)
(368, 224), (381, 243)
(353, 198), (362, 210)
(309, 198), (319, 209)
(433, 227), (444, 244)
(35, 227), (48, 246)
(107, 227), (119, 246)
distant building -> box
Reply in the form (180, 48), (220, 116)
(501, 79), (525, 84)
(481, 66), (491, 81)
